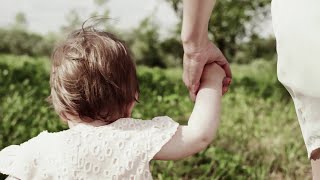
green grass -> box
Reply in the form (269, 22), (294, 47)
(0, 54), (311, 179)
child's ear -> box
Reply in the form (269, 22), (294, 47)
(127, 100), (136, 116)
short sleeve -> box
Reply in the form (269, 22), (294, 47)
(146, 116), (179, 160)
(0, 145), (28, 179)
(0, 132), (46, 179)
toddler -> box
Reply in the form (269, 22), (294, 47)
(0, 28), (225, 180)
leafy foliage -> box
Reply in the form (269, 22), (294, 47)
(165, 0), (273, 61)
(128, 18), (167, 68)
(14, 12), (28, 29)
(0, 29), (57, 57)
(60, 9), (83, 33)
(0, 55), (310, 179)
(234, 35), (276, 64)
(1, 0), (276, 68)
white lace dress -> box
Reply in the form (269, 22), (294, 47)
(0, 116), (179, 180)
(272, 0), (320, 158)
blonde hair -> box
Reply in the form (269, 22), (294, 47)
(48, 27), (139, 123)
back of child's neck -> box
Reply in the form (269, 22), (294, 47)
(66, 114), (133, 128)
(67, 119), (108, 128)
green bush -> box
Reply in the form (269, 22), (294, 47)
(0, 29), (56, 57)
(0, 55), (310, 179)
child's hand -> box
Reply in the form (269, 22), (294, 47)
(201, 63), (226, 87)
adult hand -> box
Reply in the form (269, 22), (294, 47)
(182, 40), (232, 101)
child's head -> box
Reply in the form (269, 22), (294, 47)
(48, 27), (139, 124)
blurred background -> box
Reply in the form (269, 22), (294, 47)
(0, 0), (311, 179)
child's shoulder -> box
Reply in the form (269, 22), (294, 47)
(106, 116), (178, 131)
(71, 116), (178, 142)
(0, 130), (58, 178)
(0, 130), (51, 153)
(0, 129), (68, 159)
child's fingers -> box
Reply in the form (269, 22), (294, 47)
(222, 77), (231, 95)
(222, 86), (228, 95)
(222, 77), (229, 86)
(223, 77), (232, 86)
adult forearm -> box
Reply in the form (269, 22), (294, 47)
(181, 0), (216, 47)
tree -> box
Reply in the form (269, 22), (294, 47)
(159, 37), (183, 66)
(129, 18), (166, 68)
(93, 0), (108, 6)
(61, 9), (82, 33)
(13, 12), (28, 29)
(165, 0), (271, 61)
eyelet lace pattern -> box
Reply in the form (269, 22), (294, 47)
(0, 116), (179, 180)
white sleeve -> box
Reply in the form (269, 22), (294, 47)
(0, 133), (43, 179)
(145, 116), (179, 160)
(0, 145), (28, 179)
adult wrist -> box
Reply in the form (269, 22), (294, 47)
(181, 34), (210, 54)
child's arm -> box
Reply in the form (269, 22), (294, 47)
(154, 63), (225, 160)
